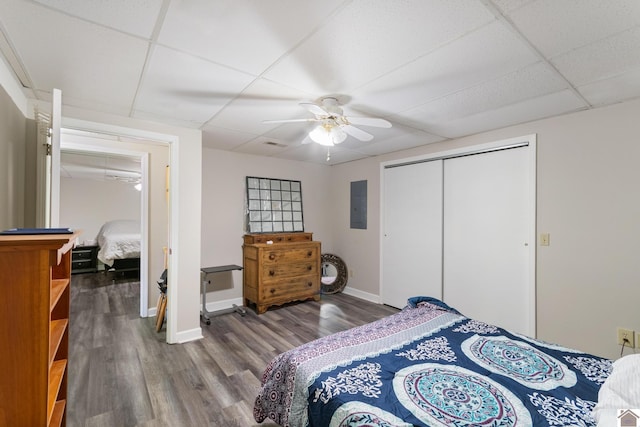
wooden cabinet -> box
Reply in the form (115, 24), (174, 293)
(243, 232), (320, 314)
(0, 232), (79, 427)
(71, 245), (98, 274)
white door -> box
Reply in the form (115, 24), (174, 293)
(382, 160), (443, 309)
(443, 147), (531, 334)
(36, 88), (62, 227)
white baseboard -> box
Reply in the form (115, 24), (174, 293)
(341, 286), (381, 304)
(204, 297), (245, 314)
(147, 307), (157, 317)
(176, 327), (203, 343)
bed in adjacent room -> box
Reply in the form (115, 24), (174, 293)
(96, 219), (141, 273)
(254, 297), (614, 427)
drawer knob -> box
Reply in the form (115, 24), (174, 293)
(269, 270), (275, 276)
(307, 282), (312, 287)
(307, 265), (312, 271)
(307, 251), (312, 257)
(270, 288), (276, 294)
(269, 253), (276, 260)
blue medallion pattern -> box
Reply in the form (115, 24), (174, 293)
(462, 335), (576, 390)
(393, 363), (531, 426)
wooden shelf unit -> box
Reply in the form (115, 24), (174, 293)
(0, 232), (78, 427)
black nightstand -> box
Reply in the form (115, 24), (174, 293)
(72, 245), (98, 274)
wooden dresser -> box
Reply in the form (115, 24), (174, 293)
(243, 232), (320, 314)
(0, 231), (79, 427)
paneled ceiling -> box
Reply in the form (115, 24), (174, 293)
(1, 0), (639, 166)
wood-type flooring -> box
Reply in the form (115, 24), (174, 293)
(67, 272), (399, 426)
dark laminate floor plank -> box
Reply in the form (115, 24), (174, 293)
(68, 272), (399, 426)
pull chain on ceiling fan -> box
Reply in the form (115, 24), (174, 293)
(263, 96), (391, 148)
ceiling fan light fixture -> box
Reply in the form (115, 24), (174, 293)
(309, 123), (347, 146)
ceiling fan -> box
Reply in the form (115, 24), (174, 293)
(263, 96), (392, 147)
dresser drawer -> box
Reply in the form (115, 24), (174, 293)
(261, 260), (317, 280)
(72, 259), (93, 270)
(259, 275), (319, 303)
(73, 249), (93, 260)
(262, 246), (318, 264)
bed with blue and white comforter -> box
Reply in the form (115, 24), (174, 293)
(253, 298), (612, 426)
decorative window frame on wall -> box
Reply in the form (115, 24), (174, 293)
(246, 176), (304, 233)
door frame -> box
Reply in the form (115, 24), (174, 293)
(61, 117), (180, 343)
(380, 134), (537, 336)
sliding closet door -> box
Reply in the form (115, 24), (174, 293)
(382, 160), (443, 309)
(443, 146), (531, 334)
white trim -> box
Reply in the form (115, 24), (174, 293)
(342, 286), (381, 304)
(0, 53), (28, 116)
(61, 117), (180, 343)
(205, 297), (244, 314)
(380, 134), (537, 337)
(175, 327), (204, 344)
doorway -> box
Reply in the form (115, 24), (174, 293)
(60, 127), (169, 320)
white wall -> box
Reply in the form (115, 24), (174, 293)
(200, 148), (333, 309)
(59, 177), (141, 245)
(329, 98), (640, 360)
(0, 83), (26, 230)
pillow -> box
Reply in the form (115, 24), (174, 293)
(405, 296), (462, 315)
(592, 353), (640, 426)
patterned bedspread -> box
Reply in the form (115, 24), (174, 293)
(253, 299), (612, 427)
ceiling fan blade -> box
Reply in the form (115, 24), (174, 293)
(300, 102), (329, 116)
(342, 125), (374, 142)
(301, 134), (314, 145)
(262, 118), (318, 124)
(345, 116), (392, 128)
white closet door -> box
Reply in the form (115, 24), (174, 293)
(443, 147), (531, 334)
(382, 160), (443, 309)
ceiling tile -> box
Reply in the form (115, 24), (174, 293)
(506, 0), (640, 58)
(351, 21), (540, 115)
(201, 126), (257, 150)
(396, 61), (569, 128)
(32, 0), (163, 38)
(552, 26), (640, 86)
(264, 0), (495, 94)
(577, 66), (640, 107)
(429, 89), (586, 138)
(232, 136), (298, 157)
(158, 0), (346, 76)
(0, 0), (148, 107)
(134, 46), (256, 125)
(357, 130), (445, 156)
(204, 78), (316, 134)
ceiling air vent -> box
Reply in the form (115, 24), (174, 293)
(264, 141), (287, 148)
